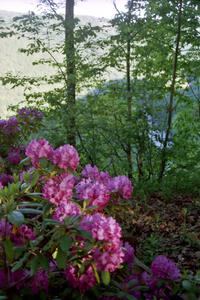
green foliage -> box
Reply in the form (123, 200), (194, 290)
(140, 234), (163, 265)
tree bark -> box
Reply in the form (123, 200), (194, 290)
(159, 0), (183, 180)
(65, 0), (76, 146)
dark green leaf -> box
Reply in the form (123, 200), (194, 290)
(60, 236), (73, 253)
(56, 248), (67, 269)
(3, 239), (14, 262)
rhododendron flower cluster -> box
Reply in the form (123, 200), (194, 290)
(0, 220), (36, 246)
(0, 117), (20, 135)
(43, 173), (76, 205)
(76, 178), (110, 210)
(25, 139), (54, 167)
(53, 144), (80, 171)
(11, 224), (36, 246)
(53, 201), (81, 221)
(82, 164), (111, 186)
(109, 175), (133, 199)
(151, 255), (181, 281)
(80, 213), (124, 272)
(17, 107), (43, 125)
(120, 255), (181, 300)
(65, 265), (96, 293)
(0, 137), (184, 299)
(25, 139), (80, 172)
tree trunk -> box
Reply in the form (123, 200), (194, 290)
(65, 0), (76, 146)
(159, 0), (183, 180)
(126, 1), (133, 180)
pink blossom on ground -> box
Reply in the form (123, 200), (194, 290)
(64, 265), (96, 292)
(25, 139), (53, 167)
(53, 144), (79, 171)
(109, 175), (133, 199)
(151, 255), (181, 281)
(30, 269), (48, 294)
(0, 182), (3, 189)
(53, 201), (81, 221)
(11, 224), (36, 246)
(43, 173), (76, 205)
(76, 179), (110, 210)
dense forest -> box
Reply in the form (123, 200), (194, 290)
(0, 0), (200, 299)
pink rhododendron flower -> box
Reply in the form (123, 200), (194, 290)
(53, 201), (81, 221)
(81, 213), (122, 245)
(30, 269), (48, 294)
(93, 247), (124, 272)
(82, 164), (100, 180)
(25, 139), (53, 167)
(151, 255), (181, 281)
(53, 144), (79, 171)
(81, 164), (111, 186)
(43, 173), (76, 205)
(11, 224), (36, 246)
(109, 175), (133, 199)
(65, 265), (96, 292)
(99, 171), (111, 186)
(76, 179), (110, 210)
(80, 213), (124, 272)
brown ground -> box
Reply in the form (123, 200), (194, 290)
(111, 195), (200, 272)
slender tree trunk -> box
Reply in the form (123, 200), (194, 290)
(126, 2), (133, 180)
(159, 0), (183, 180)
(65, 0), (76, 146)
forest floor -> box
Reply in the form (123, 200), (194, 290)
(112, 194), (200, 272)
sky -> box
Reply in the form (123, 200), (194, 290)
(0, 0), (128, 18)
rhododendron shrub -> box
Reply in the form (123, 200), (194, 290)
(0, 107), (43, 188)
(0, 138), (187, 299)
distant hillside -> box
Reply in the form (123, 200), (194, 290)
(0, 10), (120, 116)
